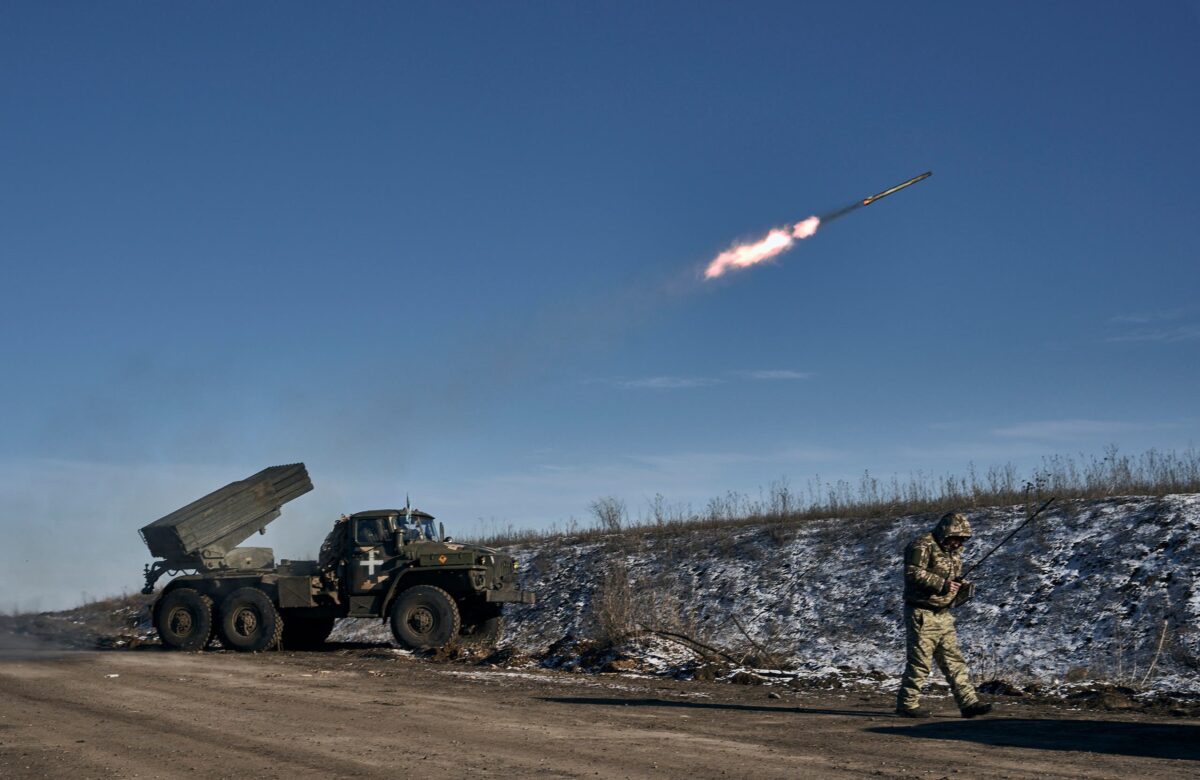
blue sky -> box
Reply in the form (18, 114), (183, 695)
(2, 3), (1199, 610)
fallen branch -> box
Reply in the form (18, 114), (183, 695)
(729, 613), (772, 666)
(1140, 617), (1169, 687)
(637, 624), (741, 665)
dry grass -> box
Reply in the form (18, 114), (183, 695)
(464, 446), (1200, 547)
(589, 556), (634, 645)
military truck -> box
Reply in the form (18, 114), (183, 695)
(139, 464), (534, 652)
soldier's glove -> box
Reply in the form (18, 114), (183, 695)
(950, 580), (976, 608)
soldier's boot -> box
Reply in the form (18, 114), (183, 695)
(960, 701), (993, 718)
(895, 706), (932, 718)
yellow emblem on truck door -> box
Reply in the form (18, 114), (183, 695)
(438, 554), (448, 564)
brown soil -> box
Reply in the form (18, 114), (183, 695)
(1, 644), (1197, 779)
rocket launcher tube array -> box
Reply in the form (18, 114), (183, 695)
(139, 463), (313, 566)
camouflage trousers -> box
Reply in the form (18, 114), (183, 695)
(897, 606), (979, 710)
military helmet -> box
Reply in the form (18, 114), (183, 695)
(934, 511), (972, 541)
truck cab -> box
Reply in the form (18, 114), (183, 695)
(333, 509), (532, 643)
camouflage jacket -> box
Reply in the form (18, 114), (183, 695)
(903, 532), (962, 610)
(318, 517), (349, 571)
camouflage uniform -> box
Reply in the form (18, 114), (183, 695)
(897, 512), (980, 711)
(318, 515), (350, 571)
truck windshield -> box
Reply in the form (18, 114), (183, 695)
(398, 515), (439, 542)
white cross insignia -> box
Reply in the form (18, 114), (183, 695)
(360, 549), (383, 576)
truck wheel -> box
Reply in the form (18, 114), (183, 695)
(217, 587), (283, 652)
(280, 613), (336, 650)
(459, 604), (504, 646)
(389, 585), (461, 650)
(154, 588), (213, 651)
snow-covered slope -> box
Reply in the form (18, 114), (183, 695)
(341, 495), (1200, 693)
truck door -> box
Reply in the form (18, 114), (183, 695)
(350, 516), (396, 598)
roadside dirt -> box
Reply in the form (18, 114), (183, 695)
(1, 644), (1197, 779)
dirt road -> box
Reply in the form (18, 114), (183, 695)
(1, 645), (1196, 779)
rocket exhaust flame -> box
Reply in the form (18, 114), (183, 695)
(702, 171), (931, 280)
(703, 217), (820, 280)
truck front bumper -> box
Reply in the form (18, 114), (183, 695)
(485, 588), (536, 605)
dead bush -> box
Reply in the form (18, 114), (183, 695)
(590, 557), (634, 645)
(589, 496), (626, 533)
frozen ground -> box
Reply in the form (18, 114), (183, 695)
(337, 494), (1200, 695)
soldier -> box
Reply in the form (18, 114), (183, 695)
(318, 514), (351, 571)
(896, 511), (993, 719)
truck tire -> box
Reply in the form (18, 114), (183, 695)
(280, 613), (336, 650)
(154, 588), (213, 651)
(459, 604), (504, 646)
(389, 585), (461, 650)
(217, 587), (283, 652)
